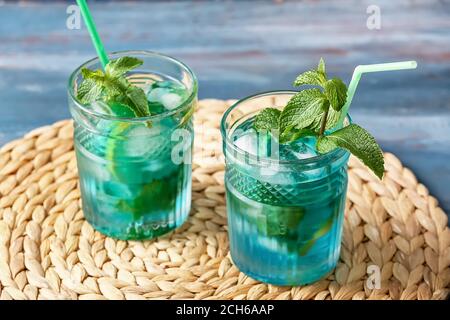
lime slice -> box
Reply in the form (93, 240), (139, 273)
(105, 122), (132, 180)
(298, 214), (334, 256)
(103, 117), (181, 208)
(105, 123), (157, 183)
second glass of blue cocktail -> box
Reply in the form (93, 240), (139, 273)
(221, 91), (350, 285)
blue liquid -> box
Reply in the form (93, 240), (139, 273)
(225, 118), (349, 285)
(74, 78), (193, 240)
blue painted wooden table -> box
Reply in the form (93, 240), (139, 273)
(0, 0), (449, 214)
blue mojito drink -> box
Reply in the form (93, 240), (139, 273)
(68, 51), (197, 240)
(221, 92), (350, 285)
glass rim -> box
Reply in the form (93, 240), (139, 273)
(220, 90), (350, 166)
(67, 50), (198, 122)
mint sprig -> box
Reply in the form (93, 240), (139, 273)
(254, 58), (385, 179)
(293, 58), (327, 87)
(324, 78), (347, 111)
(317, 124), (384, 179)
(254, 108), (281, 131)
(106, 56), (143, 77)
(279, 88), (328, 142)
(76, 56), (150, 119)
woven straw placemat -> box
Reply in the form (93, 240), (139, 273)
(0, 99), (449, 300)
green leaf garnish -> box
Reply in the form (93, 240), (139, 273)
(76, 56), (150, 119)
(77, 78), (103, 104)
(292, 57), (327, 87)
(81, 68), (104, 82)
(316, 124), (385, 178)
(105, 56), (143, 77)
(324, 78), (347, 111)
(254, 108), (281, 131)
(293, 70), (326, 87)
(253, 57), (385, 179)
(279, 89), (328, 135)
(108, 101), (138, 118)
(126, 85), (150, 117)
(317, 57), (326, 75)
(279, 128), (317, 144)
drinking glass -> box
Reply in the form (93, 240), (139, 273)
(221, 91), (350, 285)
(68, 51), (197, 240)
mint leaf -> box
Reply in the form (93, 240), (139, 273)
(324, 78), (347, 111)
(279, 89), (327, 135)
(81, 68), (105, 83)
(293, 58), (327, 87)
(317, 124), (385, 178)
(106, 56), (143, 77)
(252, 57), (384, 179)
(126, 86), (150, 117)
(317, 57), (326, 75)
(102, 76), (127, 98)
(76, 56), (151, 120)
(77, 78), (103, 104)
(293, 70), (326, 87)
(324, 107), (343, 130)
(254, 108), (281, 131)
(108, 101), (138, 118)
(279, 128), (317, 144)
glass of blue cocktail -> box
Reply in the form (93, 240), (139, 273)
(68, 51), (197, 240)
(222, 91), (350, 285)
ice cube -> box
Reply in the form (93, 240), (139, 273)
(160, 92), (182, 110)
(233, 130), (280, 158)
(90, 101), (113, 115)
(280, 137), (319, 161)
(233, 131), (284, 178)
(103, 181), (134, 199)
(147, 87), (167, 103)
(147, 81), (188, 111)
(119, 124), (165, 157)
(147, 87), (183, 110)
(234, 131), (258, 155)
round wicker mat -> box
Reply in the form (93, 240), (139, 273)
(0, 99), (449, 300)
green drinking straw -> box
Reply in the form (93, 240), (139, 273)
(76, 0), (109, 69)
(337, 60), (417, 127)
